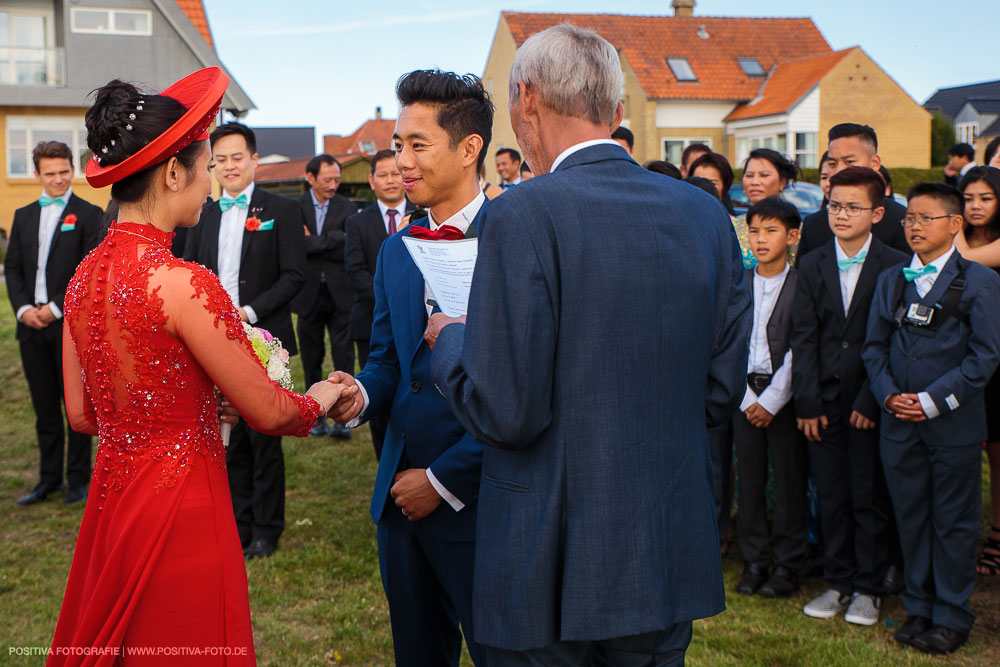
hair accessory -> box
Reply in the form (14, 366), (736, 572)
(101, 146), (109, 154)
(110, 139), (115, 146)
(136, 105), (144, 111)
(129, 113), (137, 121)
(126, 124), (133, 131)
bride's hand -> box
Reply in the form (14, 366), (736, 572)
(306, 380), (357, 416)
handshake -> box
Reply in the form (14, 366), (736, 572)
(317, 371), (366, 424)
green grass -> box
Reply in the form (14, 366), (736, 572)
(0, 280), (997, 666)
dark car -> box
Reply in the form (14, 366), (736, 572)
(729, 182), (825, 218)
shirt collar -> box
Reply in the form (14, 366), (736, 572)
(377, 199), (407, 218)
(506, 175), (522, 186)
(960, 162), (977, 177)
(224, 182), (254, 204)
(427, 190), (486, 233)
(834, 233), (872, 262)
(550, 139), (623, 173)
(41, 187), (72, 205)
(753, 262), (790, 283)
(310, 188), (327, 209)
(909, 244), (956, 272)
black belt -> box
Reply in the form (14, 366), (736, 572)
(747, 373), (772, 395)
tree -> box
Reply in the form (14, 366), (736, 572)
(930, 111), (956, 166)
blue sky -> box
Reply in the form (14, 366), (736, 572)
(204, 0), (996, 148)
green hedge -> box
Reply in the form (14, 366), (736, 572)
(738, 167), (946, 197)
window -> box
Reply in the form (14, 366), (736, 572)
(737, 58), (766, 77)
(736, 134), (790, 165)
(666, 58), (696, 82)
(6, 117), (90, 178)
(71, 8), (151, 36)
(795, 132), (818, 168)
(956, 122), (979, 145)
(662, 138), (710, 164)
(358, 141), (376, 153)
(0, 10), (52, 85)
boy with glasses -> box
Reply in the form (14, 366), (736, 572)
(863, 183), (1000, 654)
(792, 167), (908, 626)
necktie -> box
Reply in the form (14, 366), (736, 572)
(39, 195), (66, 207)
(837, 251), (867, 272)
(408, 224), (465, 241)
(903, 265), (938, 282)
(219, 193), (248, 211)
(387, 209), (398, 235)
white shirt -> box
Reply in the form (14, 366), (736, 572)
(501, 175), (522, 188)
(377, 200), (407, 236)
(835, 234), (873, 315)
(740, 264), (794, 416)
(549, 139), (623, 173)
(17, 188), (71, 323)
(347, 190), (487, 513)
(960, 162), (977, 178)
(217, 183), (257, 324)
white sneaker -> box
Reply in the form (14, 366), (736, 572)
(844, 592), (881, 626)
(803, 588), (850, 619)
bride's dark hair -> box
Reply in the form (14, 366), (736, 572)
(85, 79), (203, 203)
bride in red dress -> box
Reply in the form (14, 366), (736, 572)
(47, 69), (353, 665)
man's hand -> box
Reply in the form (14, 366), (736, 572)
(20, 307), (46, 330)
(238, 308), (250, 323)
(36, 304), (57, 325)
(744, 403), (774, 429)
(327, 371), (364, 424)
(849, 410), (876, 430)
(424, 313), (466, 350)
(797, 415), (828, 442)
(886, 393), (927, 422)
(390, 468), (442, 521)
(303, 224), (311, 237)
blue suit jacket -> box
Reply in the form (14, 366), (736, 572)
(431, 144), (751, 650)
(863, 251), (1000, 445)
(358, 208), (486, 541)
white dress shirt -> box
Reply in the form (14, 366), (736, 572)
(17, 188), (71, 323)
(217, 183), (257, 324)
(377, 199), (408, 235)
(960, 162), (976, 179)
(740, 264), (794, 416)
(835, 234), (873, 315)
(549, 139), (624, 173)
(348, 190), (487, 512)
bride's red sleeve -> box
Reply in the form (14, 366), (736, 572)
(152, 263), (322, 437)
(62, 318), (99, 435)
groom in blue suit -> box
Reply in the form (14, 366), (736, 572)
(426, 26), (751, 664)
(329, 70), (493, 667)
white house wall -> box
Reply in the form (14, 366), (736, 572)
(787, 86), (820, 133)
(655, 101), (737, 128)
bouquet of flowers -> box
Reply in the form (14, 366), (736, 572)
(219, 323), (293, 447)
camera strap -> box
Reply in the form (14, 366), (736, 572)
(892, 259), (969, 331)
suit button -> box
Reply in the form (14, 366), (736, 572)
(909, 355), (917, 361)
(410, 381), (420, 393)
(841, 341), (849, 349)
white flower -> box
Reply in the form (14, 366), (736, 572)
(266, 354), (285, 382)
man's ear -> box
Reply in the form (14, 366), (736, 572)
(461, 134), (484, 170)
(871, 205), (885, 224)
(787, 227), (801, 244)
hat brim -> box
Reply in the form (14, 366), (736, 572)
(86, 67), (229, 188)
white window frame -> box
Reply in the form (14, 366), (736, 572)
(956, 121), (979, 146)
(71, 7), (152, 36)
(662, 137), (711, 163)
(666, 58), (697, 82)
(735, 133), (789, 165)
(6, 116), (89, 178)
(794, 132), (818, 169)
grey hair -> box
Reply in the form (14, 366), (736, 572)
(509, 23), (622, 126)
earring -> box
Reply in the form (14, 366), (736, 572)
(171, 184), (178, 191)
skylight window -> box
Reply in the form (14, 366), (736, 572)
(667, 58), (697, 82)
(738, 58), (766, 77)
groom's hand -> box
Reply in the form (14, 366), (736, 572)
(424, 313), (466, 350)
(391, 469), (442, 521)
(327, 371), (364, 423)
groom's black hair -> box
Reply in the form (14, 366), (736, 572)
(395, 69), (494, 172)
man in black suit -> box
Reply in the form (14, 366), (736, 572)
(293, 154), (358, 439)
(344, 149), (414, 459)
(5, 141), (102, 506)
(183, 122), (305, 559)
(797, 124), (910, 261)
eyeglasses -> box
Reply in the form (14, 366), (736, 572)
(828, 202), (875, 217)
(901, 214), (954, 228)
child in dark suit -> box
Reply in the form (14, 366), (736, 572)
(792, 167), (908, 626)
(863, 182), (1000, 655)
(733, 198), (808, 599)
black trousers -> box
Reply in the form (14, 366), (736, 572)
(733, 405), (808, 570)
(809, 407), (892, 595)
(19, 325), (92, 489)
(226, 420), (284, 547)
(356, 338), (388, 460)
(298, 285), (353, 389)
(486, 622), (692, 666)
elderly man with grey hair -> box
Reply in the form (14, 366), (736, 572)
(426, 23), (751, 665)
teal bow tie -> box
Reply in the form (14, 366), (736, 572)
(903, 264), (938, 282)
(39, 195), (66, 207)
(837, 251), (867, 272)
(219, 193), (248, 211)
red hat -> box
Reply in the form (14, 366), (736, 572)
(86, 66), (229, 188)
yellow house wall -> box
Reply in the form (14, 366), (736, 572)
(482, 17), (518, 184)
(818, 48), (930, 168)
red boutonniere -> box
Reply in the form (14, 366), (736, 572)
(245, 217), (261, 232)
(63, 214), (77, 227)
(408, 224), (465, 241)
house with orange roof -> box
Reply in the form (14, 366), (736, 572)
(482, 1), (929, 179)
(0, 0), (254, 233)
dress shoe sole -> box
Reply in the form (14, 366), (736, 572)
(735, 585), (758, 596)
(758, 586), (797, 598)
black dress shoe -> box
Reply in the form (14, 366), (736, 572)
(736, 563), (768, 595)
(879, 564), (904, 596)
(65, 486), (88, 506)
(910, 625), (968, 655)
(894, 615), (932, 646)
(244, 539), (276, 561)
(16, 482), (64, 506)
(758, 565), (799, 598)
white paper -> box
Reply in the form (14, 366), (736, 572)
(401, 236), (479, 317)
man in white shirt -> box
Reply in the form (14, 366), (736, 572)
(495, 147), (522, 189)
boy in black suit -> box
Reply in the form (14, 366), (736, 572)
(864, 183), (1000, 654)
(734, 197), (808, 599)
(183, 122), (305, 560)
(792, 167), (908, 626)
(5, 141), (102, 506)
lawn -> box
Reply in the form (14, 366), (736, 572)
(0, 279), (997, 666)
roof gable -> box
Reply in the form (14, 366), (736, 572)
(964, 98), (1000, 115)
(726, 48), (852, 121)
(924, 80), (1000, 118)
(502, 12), (831, 101)
(324, 118), (396, 156)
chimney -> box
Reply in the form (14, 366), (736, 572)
(375, 106), (382, 120)
(672, 0), (695, 17)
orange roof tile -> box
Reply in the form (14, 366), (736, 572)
(503, 12), (831, 101)
(323, 118), (396, 156)
(175, 0), (214, 48)
(726, 48), (853, 121)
